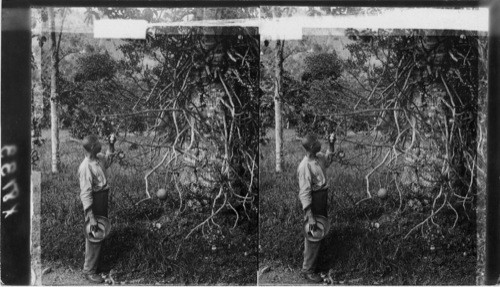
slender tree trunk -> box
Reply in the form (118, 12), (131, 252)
(274, 39), (285, 173)
(49, 7), (60, 173)
(32, 9), (46, 140)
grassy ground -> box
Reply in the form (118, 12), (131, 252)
(36, 129), (257, 285)
(259, 128), (477, 285)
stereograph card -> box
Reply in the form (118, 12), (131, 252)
(0, 1), (498, 285)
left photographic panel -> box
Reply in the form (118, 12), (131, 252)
(30, 7), (259, 285)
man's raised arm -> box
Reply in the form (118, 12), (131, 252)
(317, 132), (336, 168)
(98, 134), (116, 169)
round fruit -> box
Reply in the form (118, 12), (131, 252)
(117, 151), (125, 159)
(156, 188), (168, 200)
(377, 188), (388, 199)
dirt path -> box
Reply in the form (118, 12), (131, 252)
(258, 261), (385, 286)
(41, 262), (175, 285)
(258, 264), (310, 285)
(42, 264), (93, 286)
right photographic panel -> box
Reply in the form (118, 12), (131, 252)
(258, 7), (487, 285)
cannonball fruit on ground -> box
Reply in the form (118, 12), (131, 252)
(377, 188), (388, 199)
(156, 188), (168, 200)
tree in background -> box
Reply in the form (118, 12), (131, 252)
(48, 7), (67, 173)
(31, 8), (49, 169)
(260, 6), (299, 173)
(260, 38), (308, 134)
(297, 52), (343, 136)
(31, 8), (47, 139)
(273, 39), (284, 173)
(259, 7), (381, 173)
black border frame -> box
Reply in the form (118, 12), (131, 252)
(1, 5), (33, 286)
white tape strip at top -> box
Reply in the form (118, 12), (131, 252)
(94, 19), (149, 39)
(93, 8), (489, 40)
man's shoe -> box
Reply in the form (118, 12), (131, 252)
(302, 272), (323, 283)
(84, 273), (104, 284)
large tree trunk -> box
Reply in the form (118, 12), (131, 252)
(274, 39), (284, 173)
(49, 7), (60, 173)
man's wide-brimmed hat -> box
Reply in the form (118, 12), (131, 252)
(304, 215), (330, 242)
(84, 215), (111, 243)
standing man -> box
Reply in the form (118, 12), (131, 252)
(297, 132), (336, 282)
(78, 134), (116, 283)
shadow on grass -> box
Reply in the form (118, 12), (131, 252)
(98, 226), (143, 273)
(316, 225), (365, 273)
